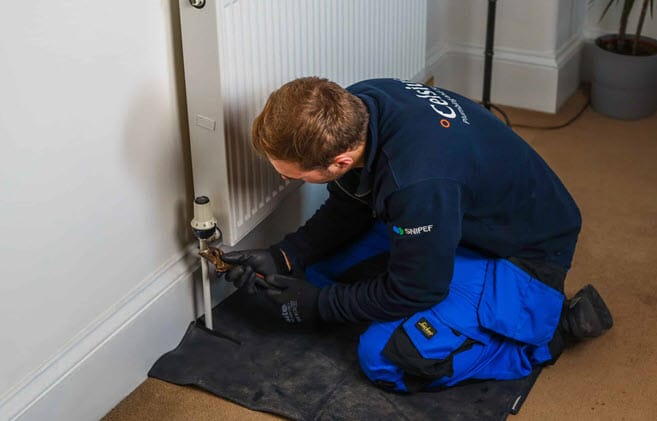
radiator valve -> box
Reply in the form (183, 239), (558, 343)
(190, 196), (217, 240)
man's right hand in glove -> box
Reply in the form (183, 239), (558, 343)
(222, 248), (291, 294)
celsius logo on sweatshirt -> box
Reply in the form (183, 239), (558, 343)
(398, 79), (470, 126)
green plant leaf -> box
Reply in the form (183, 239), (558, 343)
(599, 0), (619, 21)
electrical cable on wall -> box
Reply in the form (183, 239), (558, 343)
(481, 0), (589, 132)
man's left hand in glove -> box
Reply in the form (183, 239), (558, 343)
(261, 274), (321, 328)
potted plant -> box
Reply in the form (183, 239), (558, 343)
(592, 0), (657, 119)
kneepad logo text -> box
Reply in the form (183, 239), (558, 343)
(415, 317), (437, 339)
(392, 224), (434, 236)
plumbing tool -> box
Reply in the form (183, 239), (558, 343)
(200, 246), (267, 282)
(199, 247), (233, 273)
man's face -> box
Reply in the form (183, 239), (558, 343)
(270, 159), (347, 184)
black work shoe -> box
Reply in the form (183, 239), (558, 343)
(562, 284), (613, 339)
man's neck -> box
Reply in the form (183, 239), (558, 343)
(351, 139), (368, 169)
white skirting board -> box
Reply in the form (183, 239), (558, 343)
(0, 252), (199, 421)
(427, 35), (583, 113)
(0, 183), (327, 421)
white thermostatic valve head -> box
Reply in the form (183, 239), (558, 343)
(191, 196), (217, 239)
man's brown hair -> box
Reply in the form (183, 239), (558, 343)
(252, 77), (369, 170)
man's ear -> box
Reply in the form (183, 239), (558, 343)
(331, 153), (353, 169)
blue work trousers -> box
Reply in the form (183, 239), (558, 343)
(305, 223), (564, 393)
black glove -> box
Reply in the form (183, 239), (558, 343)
(261, 274), (320, 327)
(222, 248), (289, 294)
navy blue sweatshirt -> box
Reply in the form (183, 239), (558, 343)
(276, 78), (581, 324)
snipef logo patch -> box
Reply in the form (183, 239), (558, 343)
(392, 224), (434, 236)
(415, 317), (437, 339)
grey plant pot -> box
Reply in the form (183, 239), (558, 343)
(591, 35), (657, 120)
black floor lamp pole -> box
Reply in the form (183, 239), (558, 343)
(482, 0), (497, 110)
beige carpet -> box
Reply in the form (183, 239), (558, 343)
(104, 90), (657, 421)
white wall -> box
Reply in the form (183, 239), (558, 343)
(0, 0), (188, 398)
(0, 1), (327, 420)
(426, 0), (586, 112)
(426, 0), (450, 70)
(427, 0), (657, 111)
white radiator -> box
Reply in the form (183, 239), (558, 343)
(179, 0), (427, 245)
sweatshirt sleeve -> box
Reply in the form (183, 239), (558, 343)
(275, 180), (376, 271)
(318, 179), (469, 323)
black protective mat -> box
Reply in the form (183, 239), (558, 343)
(149, 289), (541, 420)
